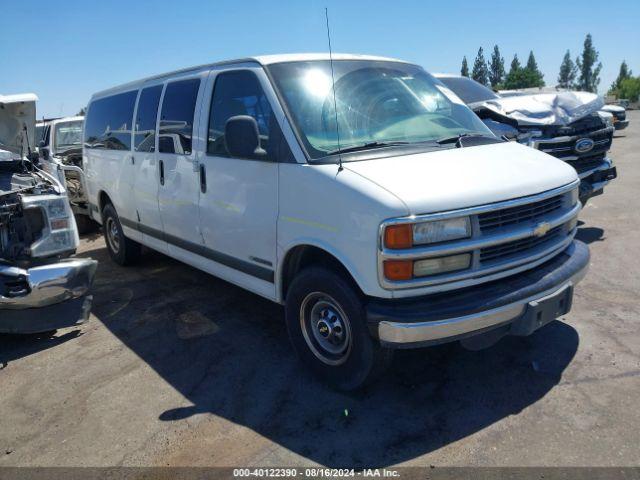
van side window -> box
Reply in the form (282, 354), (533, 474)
(84, 91), (137, 150)
(158, 78), (200, 155)
(134, 85), (163, 152)
(207, 70), (274, 159)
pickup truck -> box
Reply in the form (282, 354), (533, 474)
(35, 116), (94, 232)
(0, 94), (96, 334)
(600, 104), (629, 130)
(434, 74), (617, 205)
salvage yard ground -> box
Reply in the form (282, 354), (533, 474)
(1, 111), (639, 467)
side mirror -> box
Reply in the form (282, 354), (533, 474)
(38, 140), (46, 148)
(225, 115), (266, 159)
(40, 147), (50, 160)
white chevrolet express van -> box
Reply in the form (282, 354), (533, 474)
(84, 54), (589, 389)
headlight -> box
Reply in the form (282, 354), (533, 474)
(516, 130), (542, 145)
(597, 110), (614, 127)
(384, 217), (471, 249)
(412, 217), (471, 245)
(413, 253), (471, 277)
(21, 194), (79, 257)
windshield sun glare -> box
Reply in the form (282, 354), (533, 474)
(268, 60), (493, 160)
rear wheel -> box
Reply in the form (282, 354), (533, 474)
(102, 203), (141, 266)
(285, 267), (393, 390)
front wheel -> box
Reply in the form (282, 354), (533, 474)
(285, 267), (393, 390)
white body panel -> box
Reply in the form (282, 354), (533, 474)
(156, 72), (207, 256)
(277, 163), (407, 299)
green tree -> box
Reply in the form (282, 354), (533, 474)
(617, 76), (640, 102)
(557, 50), (578, 89)
(509, 54), (521, 74)
(488, 45), (505, 88)
(460, 56), (469, 77)
(471, 47), (489, 86)
(609, 60), (632, 94)
(524, 51), (545, 87)
(503, 54), (523, 89)
(76, 107), (86, 116)
(576, 34), (602, 92)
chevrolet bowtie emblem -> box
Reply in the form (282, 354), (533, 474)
(533, 222), (551, 237)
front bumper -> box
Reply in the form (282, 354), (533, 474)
(366, 240), (589, 348)
(578, 159), (617, 203)
(0, 258), (97, 333)
(614, 120), (629, 130)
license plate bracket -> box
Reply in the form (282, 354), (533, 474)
(510, 284), (574, 336)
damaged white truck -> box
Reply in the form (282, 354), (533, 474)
(434, 74), (617, 204)
(0, 94), (96, 334)
(36, 116), (94, 232)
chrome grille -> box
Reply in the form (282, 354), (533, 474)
(478, 195), (563, 232)
(480, 226), (563, 264)
(378, 181), (580, 292)
(533, 126), (613, 166)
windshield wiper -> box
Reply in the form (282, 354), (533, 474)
(328, 141), (409, 155)
(436, 132), (498, 148)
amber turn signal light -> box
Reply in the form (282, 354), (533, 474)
(384, 224), (412, 249)
(383, 260), (413, 281)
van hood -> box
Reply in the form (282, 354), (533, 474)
(472, 91), (604, 127)
(0, 93), (38, 156)
(345, 142), (577, 215)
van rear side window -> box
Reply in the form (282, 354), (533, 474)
(134, 85), (163, 152)
(158, 78), (200, 155)
(84, 91), (137, 150)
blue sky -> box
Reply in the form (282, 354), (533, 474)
(1, 0), (638, 118)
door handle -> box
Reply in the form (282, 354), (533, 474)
(199, 164), (206, 193)
(159, 160), (164, 186)
(131, 155), (135, 165)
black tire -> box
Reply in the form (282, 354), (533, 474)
(102, 203), (141, 266)
(285, 267), (393, 391)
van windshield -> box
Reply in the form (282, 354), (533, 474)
(54, 120), (83, 152)
(267, 60), (494, 160)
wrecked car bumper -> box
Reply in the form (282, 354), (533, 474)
(578, 158), (617, 203)
(367, 240), (589, 348)
(0, 258), (97, 333)
(614, 120), (629, 130)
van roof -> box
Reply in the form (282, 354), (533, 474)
(91, 53), (410, 99)
(432, 73), (462, 79)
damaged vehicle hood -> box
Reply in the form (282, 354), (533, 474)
(472, 91), (604, 127)
(600, 104), (625, 114)
(0, 93), (38, 156)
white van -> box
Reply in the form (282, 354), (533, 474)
(84, 54), (589, 389)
